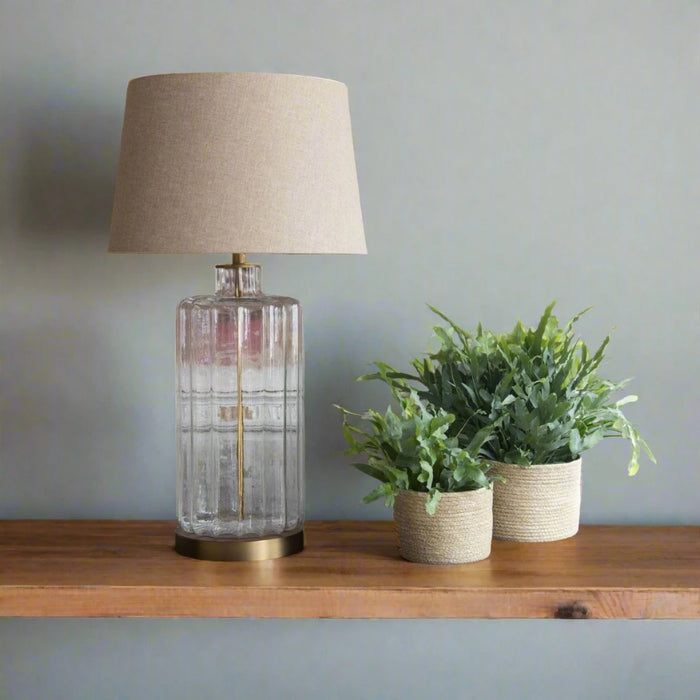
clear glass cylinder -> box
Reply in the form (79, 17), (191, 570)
(176, 263), (304, 539)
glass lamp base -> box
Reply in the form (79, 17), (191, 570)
(174, 528), (304, 561)
(176, 260), (305, 547)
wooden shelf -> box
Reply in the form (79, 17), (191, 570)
(1, 521), (698, 619)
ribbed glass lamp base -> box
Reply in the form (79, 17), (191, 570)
(174, 528), (304, 561)
(176, 261), (305, 546)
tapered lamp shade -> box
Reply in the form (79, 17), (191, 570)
(109, 72), (366, 254)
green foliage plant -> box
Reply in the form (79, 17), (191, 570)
(364, 302), (655, 475)
(336, 371), (499, 515)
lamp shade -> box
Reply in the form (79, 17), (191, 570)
(109, 72), (366, 254)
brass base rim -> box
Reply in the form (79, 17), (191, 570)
(174, 528), (304, 561)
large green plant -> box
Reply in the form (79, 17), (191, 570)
(336, 373), (498, 514)
(364, 303), (655, 475)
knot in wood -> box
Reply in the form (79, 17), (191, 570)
(555, 601), (591, 619)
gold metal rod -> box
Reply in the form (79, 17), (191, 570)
(236, 296), (244, 521)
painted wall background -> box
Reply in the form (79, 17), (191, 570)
(1, 1), (698, 698)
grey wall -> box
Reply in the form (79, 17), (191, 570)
(1, 1), (698, 698)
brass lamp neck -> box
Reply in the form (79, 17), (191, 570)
(215, 253), (261, 270)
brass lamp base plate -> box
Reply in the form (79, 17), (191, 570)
(174, 528), (304, 562)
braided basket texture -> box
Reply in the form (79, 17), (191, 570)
(491, 459), (582, 542)
(393, 488), (493, 564)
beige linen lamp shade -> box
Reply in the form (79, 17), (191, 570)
(109, 72), (366, 254)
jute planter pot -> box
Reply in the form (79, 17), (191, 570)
(491, 458), (582, 542)
(393, 488), (493, 564)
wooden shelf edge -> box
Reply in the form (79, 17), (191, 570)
(2, 586), (699, 619)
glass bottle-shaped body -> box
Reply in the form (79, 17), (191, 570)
(176, 263), (304, 539)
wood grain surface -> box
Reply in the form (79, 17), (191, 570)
(1, 521), (698, 618)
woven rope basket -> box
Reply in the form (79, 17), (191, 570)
(491, 459), (582, 542)
(393, 488), (493, 564)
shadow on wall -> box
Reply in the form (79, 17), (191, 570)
(13, 93), (121, 247)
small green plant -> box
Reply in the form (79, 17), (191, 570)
(336, 373), (498, 514)
(362, 302), (655, 475)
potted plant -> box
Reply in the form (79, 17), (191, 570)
(336, 375), (499, 564)
(363, 302), (655, 542)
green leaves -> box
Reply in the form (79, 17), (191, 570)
(425, 489), (442, 515)
(337, 390), (497, 515)
(412, 302), (654, 473)
(338, 301), (655, 516)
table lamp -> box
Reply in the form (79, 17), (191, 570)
(109, 73), (366, 561)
